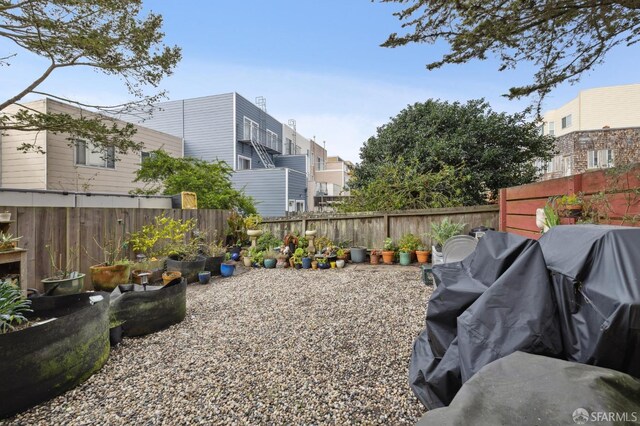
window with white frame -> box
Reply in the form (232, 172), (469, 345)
(548, 121), (555, 136)
(317, 156), (325, 171)
(266, 130), (278, 150)
(561, 115), (572, 129)
(563, 156), (572, 176)
(288, 199), (305, 212)
(243, 117), (259, 142)
(587, 149), (614, 169)
(237, 155), (251, 170)
(76, 140), (115, 169)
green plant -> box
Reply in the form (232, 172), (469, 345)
(315, 236), (333, 252)
(427, 218), (466, 249)
(256, 231), (283, 252)
(244, 214), (262, 230)
(542, 201), (560, 232)
(336, 248), (345, 258)
(398, 233), (422, 252)
(129, 214), (196, 258)
(44, 244), (78, 279)
(0, 232), (21, 251)
(292, 248), (305, 265)
(383, 237), (396, 251)
(0, 281), (32, 333)
(248, 247), (265, 266)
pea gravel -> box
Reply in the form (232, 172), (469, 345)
(3, 267), (432, 425)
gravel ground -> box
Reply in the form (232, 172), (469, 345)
(4, 267), (432, 425)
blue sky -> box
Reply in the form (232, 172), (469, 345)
(2, 1), (639, 163)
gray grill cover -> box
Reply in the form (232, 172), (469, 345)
(409, 226), (640, 409)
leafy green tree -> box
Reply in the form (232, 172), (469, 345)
(0, 0), (181, 154)
(380, 0), (640, 107)
(338, 160), (468, 212)
(353, 99), (555, 205)
(132, 149), (257, 214)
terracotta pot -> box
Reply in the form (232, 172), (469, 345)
(311, 261), (318, 270)
(370, 254), (380, 265)
(131, 269), (152, 285)
(90, 264), (131, 292)
(416, 250), (430, 264)
(162, 270), (182, 286)
(381, 250), (395, 265)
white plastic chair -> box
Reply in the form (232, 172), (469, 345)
(442, 235), (478, 263)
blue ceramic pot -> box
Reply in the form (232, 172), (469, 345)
(230, 252), (240, 261)
(302, 257), (312, 269)
(220, 263), (235, 277)
(264, 258), (276, 269)
(198, 271), (211, 284)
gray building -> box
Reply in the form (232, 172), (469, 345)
(139, 93), (307, 217)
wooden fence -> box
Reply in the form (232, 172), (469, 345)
(0, 207), (230, 291)
(499, 165), (640, 239)
(262, 205), (499, 249)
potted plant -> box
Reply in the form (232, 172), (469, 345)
(301, 251), (312, 269)
(162, 270), (182, 286)
(41, 245), (85, 295)
(248, 247), (264, 267)
(556, 193), (583, 217)
(382, 237), (396, 264)
(263, 249), (277, 268)
(244, 214), (263, 237)
(427, 218), (466, 263)
(398, 245), (412, 266)
(165, 239), (206, 284)
(283, 231), (299, 254)
(398, 233), (422, 261)
(204, 236), (227, 276)
(416, 245), (430, 264)
(316, 256), (329, 269)
(0, 281), (31, 333)
(241, 249), (252, 267)
(0, 232), (21, 252)
(370, 249), (381, 264)
(220, 253), (236, 277)
(89, 220), (132, 292)
(292, 248), (305, 269)
(336, 259), (345, 268)
(275, 251), (288, 268)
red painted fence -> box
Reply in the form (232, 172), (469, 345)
(500, 165), (640, 239)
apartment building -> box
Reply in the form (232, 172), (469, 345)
(314, 156), (354, 211)
(539, 84), (640, 179)
(137, 93), (310, 217)
(0, 98), (182, 193)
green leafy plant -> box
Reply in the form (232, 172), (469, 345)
(427, 218), (466, 250)
(383, 237), (396, 251)
(292, 248), (305, 265)
(542, 201), (560, 232)
(0, 281), (32, 333)
(263, 249), (278, 260)
(243, 214), (262, 230)
(256, 231), (283, 252)
(0, 232), (21, 251)
(398, 233), (422, 253)
(129, 214), (196, 259)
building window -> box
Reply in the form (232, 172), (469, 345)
(266, 130), (279, 151)
(588, 149), (614, 169)
(548, 121), (555, 136)
(288, 199), (305, 212)
(563, 156), (572, 176)
(243, 117), (259, 142)
(561, 115), (572, 129)
(237, 155), (251, 170)
(75, 140), (115, 169)
(317, 156), (325, 171)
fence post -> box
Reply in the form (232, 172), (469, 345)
(569, 173), (583, 195)
(499, 188), (507, 232)
(384, 214), (389, 238)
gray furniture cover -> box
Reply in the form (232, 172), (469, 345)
(409, 225), (640, 409)
(417, 351), (640, 426)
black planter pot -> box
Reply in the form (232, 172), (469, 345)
(166, 255), (206, 283)
(0, 292), (110, 419)
(109, 278), (187, 337)
(204, 255), (224, 276)
(109, 325), (123, 347)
